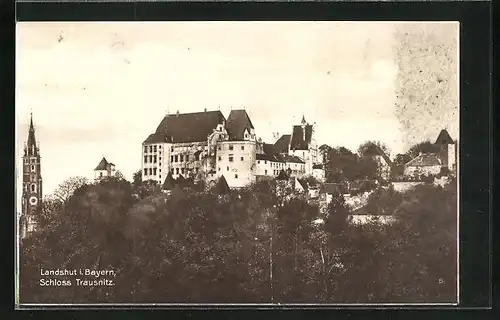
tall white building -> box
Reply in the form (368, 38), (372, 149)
(142, 109), (258, 189)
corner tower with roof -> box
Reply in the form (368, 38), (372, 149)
(434, 128), (457, 171)
(94, 156), (116, 180)
(20, 113), (42, 238)
(215, 109), (257, 188)
(288, 115), (320, 175)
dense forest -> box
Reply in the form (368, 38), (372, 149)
(20, 164), (457, 304)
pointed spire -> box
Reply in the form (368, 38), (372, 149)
(26, 112), (38, 157)
(301, 114), (307, 126)
(29, 111), (34, 131)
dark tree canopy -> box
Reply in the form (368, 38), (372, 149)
(20, 170), (457, 304)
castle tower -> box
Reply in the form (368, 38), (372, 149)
(21, 113), (43, 238)
(434, 128), (456, 171)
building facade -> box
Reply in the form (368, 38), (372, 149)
(403, 153), (443, 177)
(142, 110), (325, 189)
(142, 109), (259, 189)
(20, 114), (43, 239)
(403, 129), (457, 178)
(94, 157), (116, 179)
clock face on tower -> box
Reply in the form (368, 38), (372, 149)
(29, 196), (38, 206)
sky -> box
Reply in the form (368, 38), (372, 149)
(16, 21), (458, 201)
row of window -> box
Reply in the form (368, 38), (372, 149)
(218, 155), (245, 162)
(257, 160), (286, 167)
(144, 155), (162, 164)
(171, 154), (192, 163)
(144, 145), (161, 153)
(217, 145), (245, 151)
(144, 168), (159, 176)
(143, 167), (194, 177)
(23, 158), (37, 164)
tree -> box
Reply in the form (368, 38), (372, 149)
(319, 144), (333, 165)
(357, 141), (389, 158)
(330, 180), (457, 303)
(323, 146), (359, 183)
(114, 170), (125, 180)
(35, 195), (63, 230)
(52, 176), (89, 203)
(407, 140), (441, 159)
(132, 169), (142, 188)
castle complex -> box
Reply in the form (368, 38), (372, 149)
(20, 113), (43, 239)
(141, 109), (325, 189)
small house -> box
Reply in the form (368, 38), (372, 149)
(403, 153), (442, 177)
(94, 157), (116, 179)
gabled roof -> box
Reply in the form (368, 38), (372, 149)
(276, 169), (289, 181)
(434, 129), (454, 145)
(281, 154), (305, 164)
(274, 134), (291, 154)
(162, 172), (176, 190)
(143, 133), (168, 144)
(225, 109), (254, 141)
(214, 175), (230, 194)
(290, 125), (313, 151)
(146, 111), (226, 144)
(405, 153), (442, 167)
(256, 153), (276, 161)
(95, 157), (109, 170)
(263, 143), (276, 156)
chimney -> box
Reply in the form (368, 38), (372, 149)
(176, 110), (179, 117)
(204, 108), (207, 112)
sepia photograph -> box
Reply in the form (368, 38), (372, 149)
(16, 21), (458, 305)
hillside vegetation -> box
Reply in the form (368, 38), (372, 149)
(20, 175), (457, 303)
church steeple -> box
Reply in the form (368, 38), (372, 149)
(25, 112), (39, 157)
(20, 112), (42, 238)
(301, 115), (307, 126)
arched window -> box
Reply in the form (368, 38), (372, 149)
(30, 184), (36, 193)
